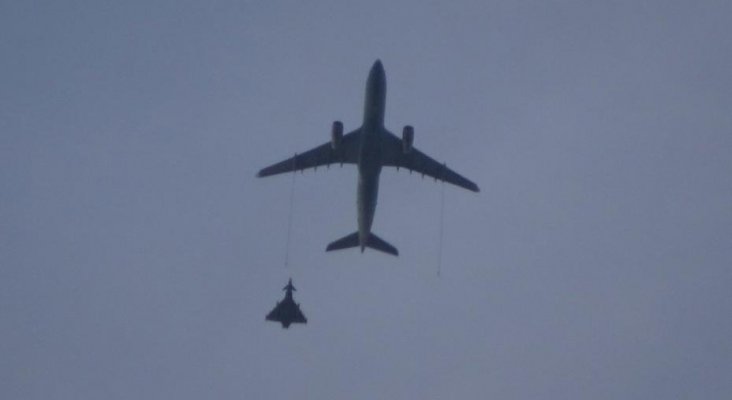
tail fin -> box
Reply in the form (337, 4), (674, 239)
(326, 232), (399, 256)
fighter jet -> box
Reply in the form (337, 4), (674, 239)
(258, 60), (479, 256)
(265, 279), (307, 329)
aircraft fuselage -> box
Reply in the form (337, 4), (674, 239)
(356, 60), (387, 251)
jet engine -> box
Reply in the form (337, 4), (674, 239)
(331, 121), (343, 150)
(402, 125), (414, 154)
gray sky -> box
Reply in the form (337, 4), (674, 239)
(2, 1), (731, 398)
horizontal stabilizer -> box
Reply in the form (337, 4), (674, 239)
(325, 232), (398, 256)
(367, 233), (398, 256)
(326, 232), (360, 252)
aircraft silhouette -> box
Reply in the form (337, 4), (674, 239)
(265, 279), (307, 329)
(258, 60), (479, 256)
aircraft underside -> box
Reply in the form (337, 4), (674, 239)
(257, 60), (479, 256)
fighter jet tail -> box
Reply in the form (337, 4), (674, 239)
(326, 232), (399, 256)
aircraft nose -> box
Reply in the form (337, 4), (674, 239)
(366, 59), (386, 96)
(369, 59), (385, 84)
(372, 59), (384, 73)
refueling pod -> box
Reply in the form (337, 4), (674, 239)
(331, 121), (344, 150)
(402, 125), (414, 154)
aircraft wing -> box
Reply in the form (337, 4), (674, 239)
(265, 301), (307, 324)
(381, 131), (480, 192)
(265, 305), (281, 322)
(257, 129), (361, 177)
(291, 306), (307, 323)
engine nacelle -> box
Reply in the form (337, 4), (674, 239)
(402, 125), (414, 154)
(331, 121), (343, 150)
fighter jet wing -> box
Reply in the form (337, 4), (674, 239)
(266, 300), (307, 325)
(257, 129), (361, 177)
(381, 130), (480, 192)
(290, 305), (307, 324)
(265, 302), (283, 322)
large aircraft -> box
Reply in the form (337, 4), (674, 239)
(257, 60), (479, 256)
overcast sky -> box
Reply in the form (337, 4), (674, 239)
(2, 1), (731, 399)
